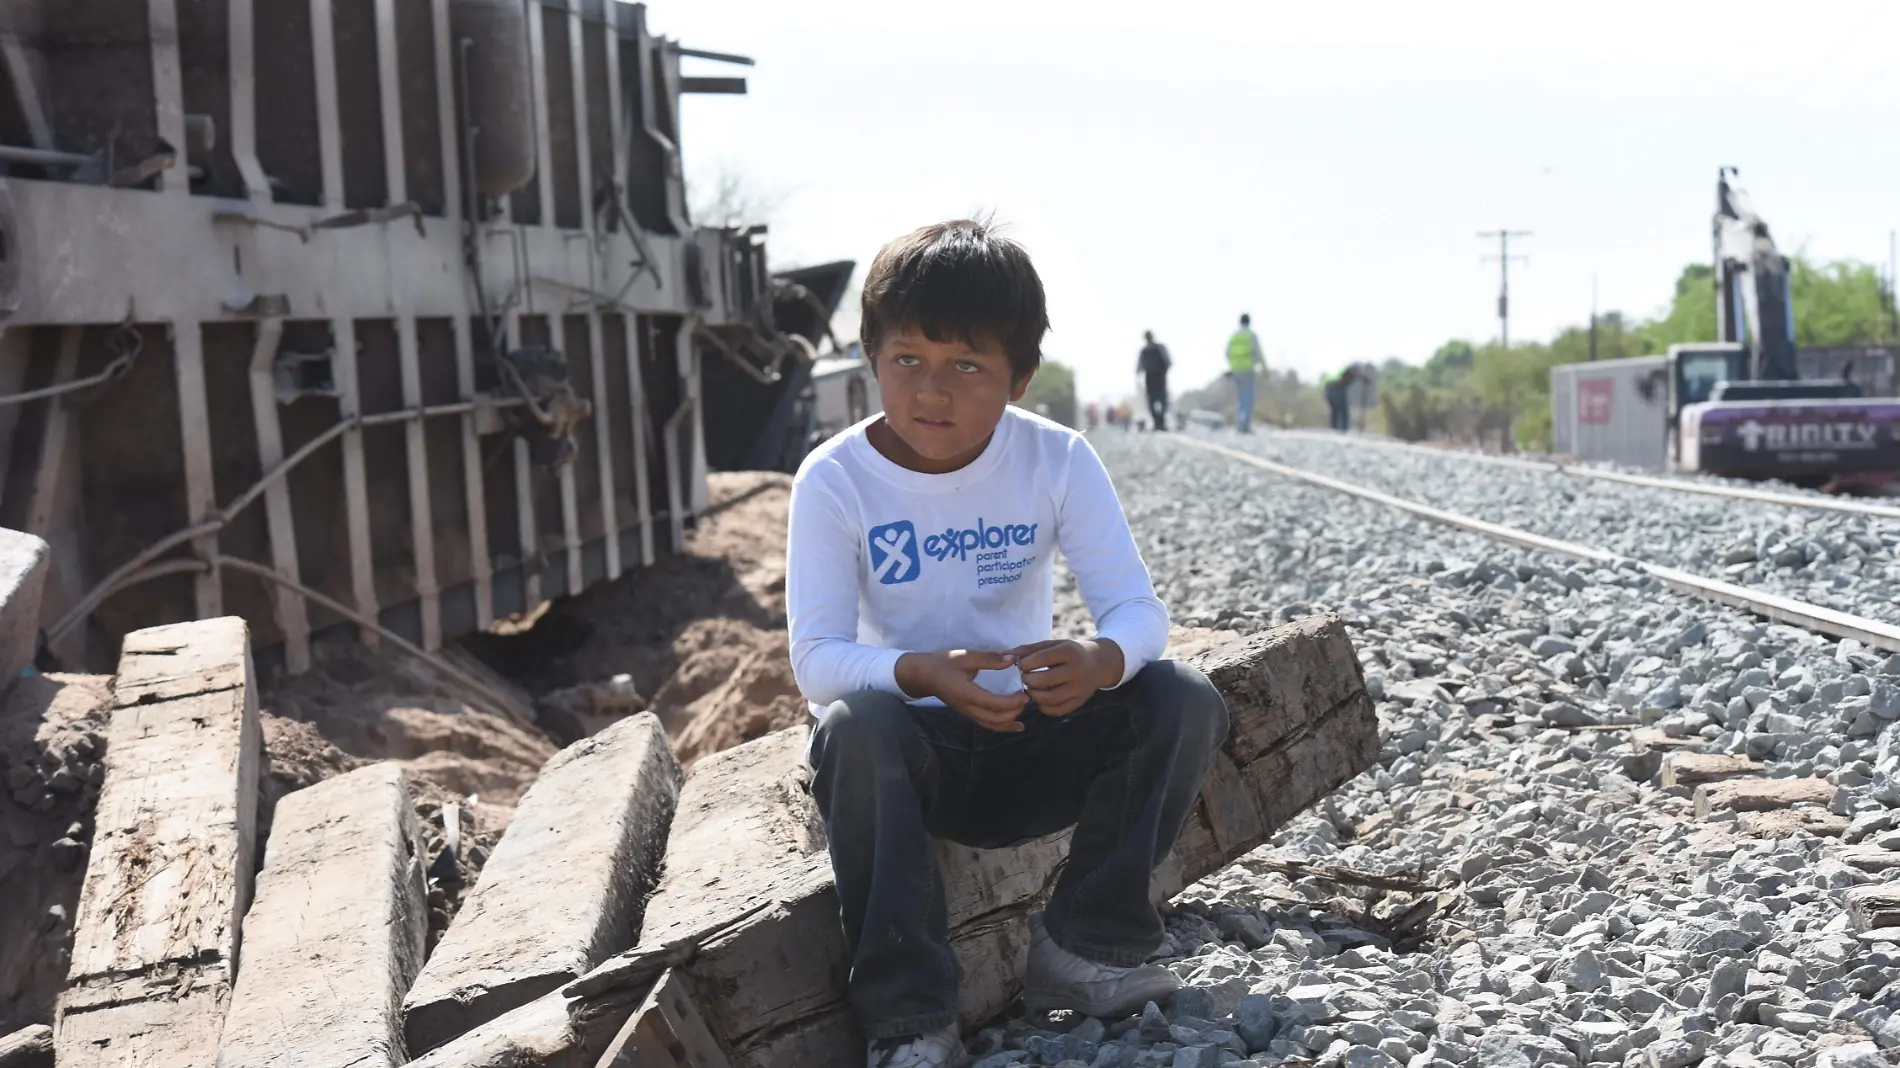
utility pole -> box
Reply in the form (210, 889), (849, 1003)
(1589, 273), (1598, 361)
(1479, 229), (1532, 347)
(1889, 230), (1897, 342)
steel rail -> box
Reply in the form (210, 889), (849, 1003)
(1269, 428), (1900, 521)
(1178, 438), (1900, 655)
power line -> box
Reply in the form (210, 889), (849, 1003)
(1478, 230), (1531, 348)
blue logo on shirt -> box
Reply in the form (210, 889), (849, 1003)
(923, 519), (1039, 563)
(867, 521), (922, 584)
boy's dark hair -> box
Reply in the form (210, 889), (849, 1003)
(859, 218), (1049, 382)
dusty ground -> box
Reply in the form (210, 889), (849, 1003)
(467, 471), (803, 767)
(260, 639), (550, 839)
(0, 672), (110, 1032)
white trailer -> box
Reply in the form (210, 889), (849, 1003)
(1549, 356), (1671, 470)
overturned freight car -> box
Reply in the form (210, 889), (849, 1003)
(0, 0), (838, 676)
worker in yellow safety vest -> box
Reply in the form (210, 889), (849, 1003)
(1225, 313), (1265, 432)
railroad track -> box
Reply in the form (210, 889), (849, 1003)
(1270, 427), (1900, 521)
(1175, 436), (1900, 655)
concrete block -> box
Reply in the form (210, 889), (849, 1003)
(1661, 752), (1761, 788)
(1847, 884), (1900, 931)
(56, 617), (260, 1068)
(218, 763), (428, 1068)
(0, 528), (47, 690)
(1695, 777), (1834, 818)
(402, 712), (682, 1055)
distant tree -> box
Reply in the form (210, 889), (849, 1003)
(1423, 341), (1476, 385)
(1017, 360), (1077, 427)
(687, 166), (785, 229)
(1790, 259), (1895, 346)
(1640, 264), (1718, 351)
(1639, 258), (1895, 351)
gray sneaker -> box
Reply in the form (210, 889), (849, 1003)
(866, 1024), (965, 1068)
(1021, 913), (1182, 1018)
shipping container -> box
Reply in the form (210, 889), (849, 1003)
(1549, 356), (1670, 469)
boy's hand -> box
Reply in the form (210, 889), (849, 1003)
(895, 650), (1030, 733)
(1009, 638), (1124, 718)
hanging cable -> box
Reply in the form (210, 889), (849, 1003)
(0, 324), (143, 407)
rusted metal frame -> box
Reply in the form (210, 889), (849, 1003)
(571, 8), (620, 580)
(527, 0), (557, 227)
(681, 315), (708, 517)
(374, 0), (406, 202)
(492, 210), (539, 609)
(369, 0), (442, 648)
(310, 0), (376, 642)
(554, 272), (584, 595)
(43, 390), (521, 649)
(450, 315), (493, 629)
(431, 0), (490, 629)
(148, 0), (188, 196)
(662, 317), (695, 551)
(22, 331), (85, 667)
(171, 322), (223, 617)
(483, 215), (540, 616)
(245, 318), (311, 671)
(586, 313), (619, 579)
(0, 7), (53, 151)
(5, 180), (685, 324)
(432, 0), (464, 219)
(227, 0), (272, 200)
(396, 316), (442, 648)
(555, 7), (598, 591)
(0, 332), (29, 506)
(623, 9), (688, 235)
(525, 0), (582, 597)
(25, 329), (81, 534)
(652, 32), (690, 234)
(329, 317), (381, 646)
(311, 0), (346, 210)
(510, 376), (539, 609)
(604, 5), (655, 567)
(624, 315), (653, 566)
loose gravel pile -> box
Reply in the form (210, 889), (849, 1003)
(1012, 431), (1900, 1068)
(1206, 431), (1900, 628)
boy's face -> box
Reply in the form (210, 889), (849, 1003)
(870, 329), (1030, 473)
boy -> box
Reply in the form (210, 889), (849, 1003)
(788, 219), (1229, 1068)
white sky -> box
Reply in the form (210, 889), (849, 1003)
(652, 0), (1900, 403)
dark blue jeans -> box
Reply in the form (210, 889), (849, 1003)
(1325, 384), (1349, 431)
(808, 660), (1229, 1039)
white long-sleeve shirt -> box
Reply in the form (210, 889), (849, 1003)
(786, 407), (1170, 717)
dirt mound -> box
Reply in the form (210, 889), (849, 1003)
(260, 639), (553, 840)
(0, 672), (111, 1032)
(468, 472), (804, 767)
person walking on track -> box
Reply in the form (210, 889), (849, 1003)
(1322, 365), (1362, 432)
(1226, 314), (1265, 433)
(1137, 331), (1171, 432)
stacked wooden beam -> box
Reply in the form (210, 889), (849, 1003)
(37, 612), (1374, 1068)
(56, 618), (262, 1068)
(411, 613), (1375, 1068)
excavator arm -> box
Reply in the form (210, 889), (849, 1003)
(1714, 167), (1800, 381)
